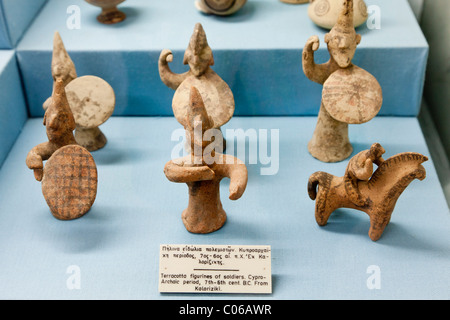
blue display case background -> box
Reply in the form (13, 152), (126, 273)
(0, 0), (47, 48)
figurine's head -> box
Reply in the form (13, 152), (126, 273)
(183, 23), (214, 77)
(51, 31), (77, 86)
(324, 0), (361, 68)
(44, 79), (76, 142)
(368, 143), (386, 162)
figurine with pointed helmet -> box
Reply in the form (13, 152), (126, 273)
(159, 23), (235, 153)
(324, 0), (362, 68)
(302, 0), (382, 163)
(43, 31), (115, 152)
(164, 86), (248, 234)
(183, 23), (215, 77)
(26, 79), (78, 182)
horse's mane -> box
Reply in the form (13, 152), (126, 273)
(369, 152), (428, 188)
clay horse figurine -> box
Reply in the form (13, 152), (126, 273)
(164, 86), (248, 234)
(159, 23), (235, 153)
(302, 0), (382, 163)
(26, 79), (98, 220)
(308, 143), (428, 241)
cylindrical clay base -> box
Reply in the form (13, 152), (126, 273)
(97, 7), (126, 24)
(308, 103), (353, 163)
(183, 179), (226, 234)
(75, 126), (107, 152)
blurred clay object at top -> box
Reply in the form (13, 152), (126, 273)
(84, 0), (127, 24)
(308, 0), (368, 29)
(195, 0), (247, 16)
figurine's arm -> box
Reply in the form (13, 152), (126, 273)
(302, 36), (333, 85)
(164, 157), (215, 183)
(25, 142), (56, 181)
(216, 155), (248, 200)
(158, 49), (189, 90)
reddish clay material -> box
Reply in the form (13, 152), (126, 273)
(308, 143), (428, 241)
(26, 79), (78, 182)
(302, 0), (382, 163)
(164, 87), (248, 234)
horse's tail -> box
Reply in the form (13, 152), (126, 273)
(308, 171), (335, 226)
(308, 171), (331, 200)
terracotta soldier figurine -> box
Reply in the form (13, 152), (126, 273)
(26, 79), (98, 220)
(159, 23), (235, 152)
(44, 31), (115, 152)
(27, 79), (78, 182)
(302, 0), (382, 162)
(308, 143), (428, 241)
(164, 87), (248, 234)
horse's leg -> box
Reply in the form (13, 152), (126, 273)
(368, 209), (394, 241)
(315, 203), (338, 226)
(315, 179), (343, 226)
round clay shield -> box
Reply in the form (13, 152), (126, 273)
(172, 73), (235, 128)
(42, 145), (98, 220)
(322, 65), (383, 124)
(65, 75), (115, 129)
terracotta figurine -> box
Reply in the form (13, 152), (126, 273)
(303, 0), (382, 162)
(26, 79), (98, 220)
(195, 0), (247, 15)
(308, 143), (428, 241)
(84, 0), (127, 24)
(164, 86), (248, 234)
(308, 0), (368, 29)
(44, 31), (115, 151)
(159, 23), (235, 153)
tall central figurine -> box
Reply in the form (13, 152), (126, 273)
(159, 23), (235, 152)
(164, 87), (248, 234)
(302, 0), (382, 162)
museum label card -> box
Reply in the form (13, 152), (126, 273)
(159, 244), (272, 294)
